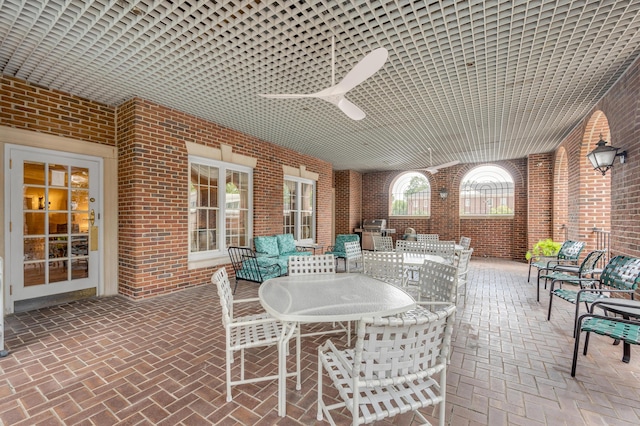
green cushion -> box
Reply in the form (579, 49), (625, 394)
(276, 234), (297, 255)
(332, 234), (360, 253)
(254, 236), (279, 256)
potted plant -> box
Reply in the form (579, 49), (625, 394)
(525, 238), (562, 261)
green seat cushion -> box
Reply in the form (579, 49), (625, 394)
(254, 236), (279, 257)
(276, 234), (297, 255)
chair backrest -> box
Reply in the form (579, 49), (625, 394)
(417, 233), (439, 243)
(433, 240), (456, 262)
(343, 241), (363, 273)
(332, 234), (360, 253)
(417, 259), (458, 304)
(362, 250), (405, 287)
(459, 236), (471, 249)
(456, 248), (473, 276)
(577, 250), (606, 276)
(288, 254), (336, 275)
(599, 255), (640, 291)
(353, 305), (456, 385)
(372, 235), (394, 251)
(212, 267), (233, 326)
(557, 240), (586, 261)
(396, 239), (425, 254)
(228, 246), (282, 283)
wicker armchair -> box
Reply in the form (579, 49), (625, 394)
(211, 267), (300, 402)
(317, 305), (456, 426)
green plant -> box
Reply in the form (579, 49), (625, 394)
(525, 239), (562, 261)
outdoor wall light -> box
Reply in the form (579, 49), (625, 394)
(439, 188), (448, 199)
(587, 135), (626, 176)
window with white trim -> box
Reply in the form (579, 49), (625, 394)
(389, 172), (431, 216)
(460, 165), (514, 216)
(189, 156), (252, 260)
(284, 176), (315, 240)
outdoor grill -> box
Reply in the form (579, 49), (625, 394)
(355, 219), (395, 250)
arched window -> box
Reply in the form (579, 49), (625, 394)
(460, 165), (514, 217)
(389, 172), (431, 217)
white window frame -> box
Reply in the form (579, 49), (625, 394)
(284, 175), (316, 241)
(188, 156), (253, 263)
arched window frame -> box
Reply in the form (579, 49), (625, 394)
(459, 165), (514, 218)
(388, 172), (431, 218)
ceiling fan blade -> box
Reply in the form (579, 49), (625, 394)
(423, 160), (461, 173)
(333, 47), (388, 94)
(258, 93), (313, 99)
(337, 97), (366, 120)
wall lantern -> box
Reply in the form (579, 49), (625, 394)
(587, 135), (626, 176)
(439, 188), (448, 200)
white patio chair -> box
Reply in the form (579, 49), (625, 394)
(317, 305), (456, 426)
(459, 236), (471, 250)
(426, 240), (456, 263)
(417, 233), (439, 243)
(287, 254), (352, 343)
(395, 239), (426, 254)
(343, 240), (363, 272)
(408, 259), (458, 308)
(212, 267), (300, 402)
(288, 254), (336, 275)
(362, 250), (405, 287)
(372, 235), (393, 251)
(455, 248), (473, 304)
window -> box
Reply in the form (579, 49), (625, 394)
(284, 176), (315, 240)
(389, 172), (431, 216)
(460, 165), (514, 216)
(189, 157), (252, 260)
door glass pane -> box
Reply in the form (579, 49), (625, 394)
(49, 236), (68, 283)
(71, 235), (89, 279)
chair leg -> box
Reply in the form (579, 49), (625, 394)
(528, 262), (532, 282)
(547, 291), (554, 321)
(571, 327), (583, 377)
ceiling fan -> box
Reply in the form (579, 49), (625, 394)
(421, 148), (460, 174)
(258, 38), (388, 120)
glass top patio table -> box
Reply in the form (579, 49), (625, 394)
(259, 273), (416, 416)
(402, 253), (449, 266)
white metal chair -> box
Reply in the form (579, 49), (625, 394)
(288, 254), (336, 275)
(455, 248), (474, 304)
(212, 267), (300, 402)
(413, 259), (458, 305)
(362, 250), (405, 287)
(317, 305), (456, 426)
(372, 235), (393, 252)
(425, 240), (456, 263)
(459, 236), (471, 250)
(395, 239), (426, 253)
(287, 254), (352, 343)
(343, 240), (363, 273)
(417, 233), (439, 243)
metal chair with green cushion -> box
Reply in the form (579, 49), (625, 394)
(550, 255), (640, 338)
(228, 246), (284, 293)
(528, 240), (586, 299)
(325, 234), (359, 269)
(542, 249), (605, 314)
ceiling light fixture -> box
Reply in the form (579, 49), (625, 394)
(586, 135), (626, 176)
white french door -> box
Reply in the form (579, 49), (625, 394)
(7, 146), (102, 301)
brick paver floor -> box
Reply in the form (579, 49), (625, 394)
(1, 258), (639, 425)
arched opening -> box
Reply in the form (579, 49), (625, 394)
(580, 111), (611, 260)
(553, 147), (569, 242)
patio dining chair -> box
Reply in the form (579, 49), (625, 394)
(455, 248), (474, 304)
(417, 233), (439, 243)
(459, 236), (471, 250)
(528, 240), (585, 286)
(343, 240), (363, 273)
(372, 234), (393, 251)
(317, 305), (456, 426)
(547, 255), (640, 336)
(212, 267), (300, 402)
(288, 254), (336, 275)
(362, 250), (405, 288)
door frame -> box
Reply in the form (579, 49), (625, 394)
(1, 126), (118, 314)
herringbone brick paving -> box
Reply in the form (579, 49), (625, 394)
(1, 258), (639, 425)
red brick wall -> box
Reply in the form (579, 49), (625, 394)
(527, 153), (554, 252)
(333, 170), (363, 235)
(116, 98), (334, 298)
(1, 76), (115, 145)
(362, 160), (528, 259)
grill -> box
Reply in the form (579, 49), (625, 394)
(355, 220), (395, 250)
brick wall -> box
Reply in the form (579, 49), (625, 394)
(362, 160), (528, 259)
(116, 98), (334, 298)
(333, 170), (363, 236)
(527, 153), (554, 252)
(1, 76), (115, 145)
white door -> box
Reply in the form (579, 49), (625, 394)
(7, 146), (102, 301)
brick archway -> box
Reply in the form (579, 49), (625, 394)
(579, 111), (611, 251)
